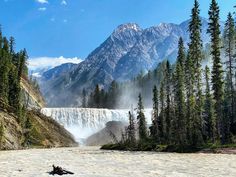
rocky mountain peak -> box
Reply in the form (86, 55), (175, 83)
(114, 23), (142, 33)
(111, 23), (142, 42)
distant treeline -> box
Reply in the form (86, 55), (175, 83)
(81, 62), (169, 109)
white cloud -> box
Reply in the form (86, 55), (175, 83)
(28, 56), (82, 71)
(36, 0), (48, 4)
(38, 7), (47, 11)
(61, 0), (67, 5)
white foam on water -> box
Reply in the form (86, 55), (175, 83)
(41, 108), (153, 143)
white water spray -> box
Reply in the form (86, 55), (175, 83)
(41, 108), (152, 143)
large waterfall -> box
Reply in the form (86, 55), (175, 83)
(41, 108), (152, 143)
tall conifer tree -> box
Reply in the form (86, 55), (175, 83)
(0, 38), (10, 103)
(204, 66), (216, 142)
(159, 81), (165, 142)
(188, 0), (204, 145)
(150, 85), (159, 140)
(207, 0), (224, 142)
(165, 61), (171, 143)
(127, 111), (136, 145)
(223, 12), (236, 133)
(137, 94), (147, 141)
(173, 38), (187, 145)
(185, 52), (196, 145)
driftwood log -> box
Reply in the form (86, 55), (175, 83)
(49, 165), (74, 176)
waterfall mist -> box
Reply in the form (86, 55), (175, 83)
(41, 108), (153, 144)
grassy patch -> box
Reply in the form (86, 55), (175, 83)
(101, 142), (236, 153)
(101, 140), (168, 152)
(101, 143), (202, 153)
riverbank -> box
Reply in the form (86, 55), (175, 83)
(101, 143), (236, 154)
(0, 146), (236, 177)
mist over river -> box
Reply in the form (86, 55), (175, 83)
(41, 108), (153, 143)
(0, 146), (235, 177)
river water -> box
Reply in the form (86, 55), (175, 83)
(0, 146), (235, 177)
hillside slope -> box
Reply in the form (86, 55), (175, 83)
(0, 101), (77, 150)
(21, 77), (45, 109)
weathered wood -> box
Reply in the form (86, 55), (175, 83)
(49, 165), (74, 176)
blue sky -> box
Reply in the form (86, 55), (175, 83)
(0, 0), (235, 59)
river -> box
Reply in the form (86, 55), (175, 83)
(0, 146), (235, 177)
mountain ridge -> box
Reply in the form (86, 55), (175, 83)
(39, 17), (223, 107)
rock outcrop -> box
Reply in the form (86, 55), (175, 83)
(86, 121), (127, 146)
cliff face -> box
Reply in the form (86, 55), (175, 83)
(0, 107), (22, 150)
(20, 78), (45, 109)
(0, 77), (77, 150)
(26, 110), (77, 148)
(0, 103), (77, 150)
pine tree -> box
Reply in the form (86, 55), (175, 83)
(188, 0), (204, 146)
(223, 72), (232, 143)
(185, 52), (196, 145)
(159, 81), (165, 143)
(208, 0), (224, 142)
(2, 37), (9, 53)
(9, 51), (23, 116)
(177, 37), (186, 69)
(204, 66), (216, 142)
(8, 64), (21, 109)
(9, 36), (15, 55)
(8, 39), (20, 110)
(188, 0), (203, 74)
(0, 38), (10, 103)
(18, 49), (28, 79)
(137, 94), (147, 141)
(165, 60), (172, 143)
(150, 85), (159, 140)
(223, 12), (236, 133)
(173, 37), (187, 145)
(127, 111), (136, 145)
